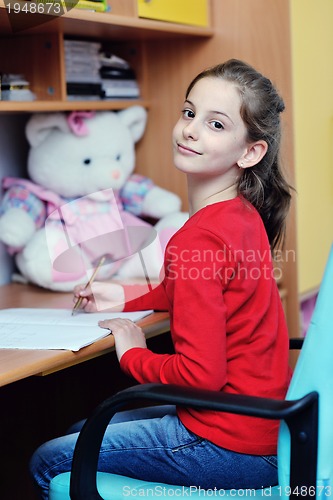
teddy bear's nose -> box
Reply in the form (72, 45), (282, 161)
(83, 158), (91, 165)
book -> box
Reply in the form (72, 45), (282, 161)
(102, 80), (140, 99)
(100, 67), (136, 80)
(100, 64), (140, 99)
(0, 308), (153, 351)
(67, 82), (103, 97)
(61, 0), (109, 12)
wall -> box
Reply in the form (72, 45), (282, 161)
(0, 115), (29, 285)
(290, 0), (333, 295)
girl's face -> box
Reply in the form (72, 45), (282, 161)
(172, 77), (249, 179)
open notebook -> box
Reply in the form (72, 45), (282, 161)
(0, 308), (153, 351)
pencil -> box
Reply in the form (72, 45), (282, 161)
(71, 256), (106, 315)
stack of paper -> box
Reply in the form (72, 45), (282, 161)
(0, 308), (153, 351)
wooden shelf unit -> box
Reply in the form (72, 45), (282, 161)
(0, 1), (213, 111)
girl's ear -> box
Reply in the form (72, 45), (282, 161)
(237, 140), (268, 169)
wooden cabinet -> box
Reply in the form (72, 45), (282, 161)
(137, 0), (209, 27)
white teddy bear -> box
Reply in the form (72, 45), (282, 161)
(0, 107), (187, 291)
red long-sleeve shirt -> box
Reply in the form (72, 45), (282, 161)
(121, 196), (291, 455)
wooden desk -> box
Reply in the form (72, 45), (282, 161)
(0, 283), (171, 499)
(0, 283), (170, 387)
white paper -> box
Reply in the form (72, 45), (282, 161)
(0, 308), (153, 351)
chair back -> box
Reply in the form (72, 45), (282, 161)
(278, 244), (333, 495)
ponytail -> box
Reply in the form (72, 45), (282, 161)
(238, 157), (292, 249)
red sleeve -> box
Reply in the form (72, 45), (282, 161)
(120, 228), (232, 390)
(122, 281), (169, 311)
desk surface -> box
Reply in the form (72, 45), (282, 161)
(0, 283), (170, 387)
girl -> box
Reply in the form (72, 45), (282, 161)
(30, 59), (292, 497)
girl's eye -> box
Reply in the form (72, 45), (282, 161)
(182, 109), (195, 119)
(211, 121), (224, 130)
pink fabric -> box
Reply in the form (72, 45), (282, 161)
(45, 192), (152, 282)
(2, 177), (62, 214)
(67, 111), (96, 136)
(2, 178), (154, 283)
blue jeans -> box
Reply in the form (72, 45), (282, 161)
(30, 405), (277, 499)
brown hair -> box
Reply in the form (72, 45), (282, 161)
(186, 59), (293, 250)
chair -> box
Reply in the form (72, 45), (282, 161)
(49, 244), (333, 500)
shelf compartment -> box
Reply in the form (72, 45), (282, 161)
(0, 33), (65, 102)
(0, 32), (150, 110)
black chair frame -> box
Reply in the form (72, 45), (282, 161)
(69, 379), (318, 500)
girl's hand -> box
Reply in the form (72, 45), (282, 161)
(73, 281), (125, 313)
(99, 318), (147, 362)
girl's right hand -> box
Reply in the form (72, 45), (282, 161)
(73, 281), (125, 313)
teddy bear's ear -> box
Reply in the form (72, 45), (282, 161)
(118, 106), (147, 143)
(26, 113), (71, 148)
